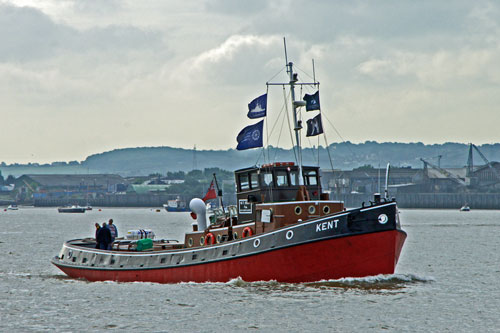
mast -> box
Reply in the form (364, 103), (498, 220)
(213, 173), (225, 212)
(384, 163), (391, 199)
(267, 38), (318, 186)
(287, 61), (305, 186)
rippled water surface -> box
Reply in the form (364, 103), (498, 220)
(1, 207), (499, 332)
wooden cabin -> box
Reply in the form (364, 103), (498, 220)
(235, 162), (324, 222)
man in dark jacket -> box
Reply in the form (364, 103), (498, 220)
(97, 222), (112, 250)
(94, 223), (101, 249)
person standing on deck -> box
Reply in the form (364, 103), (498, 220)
(97, 222), (112, 250)
(108, 219), (118, 244)
(94, 223), (101, 249)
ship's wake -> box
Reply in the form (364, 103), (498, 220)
(222, 273), (434, 292)
(304, 273), (434, 290)
(34, 272), (434, 290)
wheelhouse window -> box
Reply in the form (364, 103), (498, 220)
(262, 172), (273, 187)
(239, 174), (249, 191)
(276, 170), (289, 187)
(304, 170), (318, 186)
(290, 170), (299, 186)
(250, 172), (259, 189)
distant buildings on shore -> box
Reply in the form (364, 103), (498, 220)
(2, 161), (500, 207)
(322, 162), (500, 196)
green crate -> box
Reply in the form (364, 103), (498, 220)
(136, 238), (153, 251)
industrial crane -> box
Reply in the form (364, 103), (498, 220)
(470, 144), (500, 182)
(420, 158), (467, 186)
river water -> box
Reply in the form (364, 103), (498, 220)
(0, 207), (499, 332)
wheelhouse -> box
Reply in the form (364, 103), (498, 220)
(235, 162), (324, 222)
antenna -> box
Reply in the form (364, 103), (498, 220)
(377, 163), (381, 194)
(283, 37), (289, 72)
(192, 145), (198, 170)
(312, 59), (316, 84)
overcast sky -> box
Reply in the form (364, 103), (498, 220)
(1, 0), (499, 164)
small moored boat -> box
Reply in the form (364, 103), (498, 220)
(163, 199), (189, 212)
(460, 205), (470, 212)
(58, 205), (86, 213)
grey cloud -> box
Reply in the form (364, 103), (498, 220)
(72, 0), (122, 14)
(207, 1), (486, 45)
(0, 4), (166, 62)
(0, 4), (64, 61)
(69, 25), (164, 54)
(203, 0), (269, 15)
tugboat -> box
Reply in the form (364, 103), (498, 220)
(51, 46), (406, 283)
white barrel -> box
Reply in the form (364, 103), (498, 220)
(126, 229), (156, 240)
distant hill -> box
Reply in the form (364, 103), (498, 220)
(2, 142), (500, 177)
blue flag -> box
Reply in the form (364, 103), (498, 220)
(236, 120), (264, 150)
(247, 94), (267, 119)
(303, 91), (320, 111)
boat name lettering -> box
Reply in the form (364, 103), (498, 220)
(316, 219), (339, 232)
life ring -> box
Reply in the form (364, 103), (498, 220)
(242, 227), (253, 238)
(204, 232), (216, 245)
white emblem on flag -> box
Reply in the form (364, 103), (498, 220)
(251, 129), (260, 141)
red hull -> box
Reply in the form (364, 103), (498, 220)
(55, 230), (406, 283)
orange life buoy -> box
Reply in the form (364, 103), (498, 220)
(242, 227), (253, 238)
(204, 232), (215, 245)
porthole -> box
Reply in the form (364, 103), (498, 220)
(378, 214), (388, 224)
(294, 206), (302, 215)
(253, 239), (261, 248)
(233, 232), (239, 240)
(308, 205), (316, 214)
(286, 230), (294, 240)
(188, 238), (193, 247)
(199, 236), (205, 246)
(216, 234), (222, 244)
(323, 205), (331, 215)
